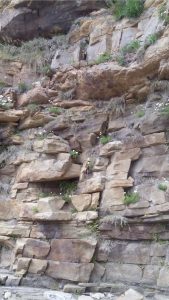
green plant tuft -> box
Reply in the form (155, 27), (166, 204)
(125, 0), (144, 18)
(160, 105), (169, 116)
(146, 34), (158, 46)
(38, 192), (52, 198)
(58, 181), (77, 203)
(100, 135), (111, 145)
(136, 110), (145, 118)
(121, 40), (141, 54)
(18, 82), (29, 94)
(158, 183), (167, 192)
(94, 52), (112, 65)
(88, 220), (99, 234)
(116, 53), (126, 66)
(158, 4), (169, 24)
(124, 192), (139, 205)
(27, 103), (38, 112)
(70, 149), (79, 159)
(113, 0), (144, 20)
(32, 207), (39, 214)
(38, 64), (53, 76)
(49, 106), (61, 115)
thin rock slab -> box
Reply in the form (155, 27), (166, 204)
(33, 211), (72, 222)
(46, 261), (94, 282)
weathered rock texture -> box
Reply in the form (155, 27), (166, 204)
(0, 0), (106, 41)
(1, 0), (169, 297)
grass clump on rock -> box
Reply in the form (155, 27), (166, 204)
(124, 192), (139, 205)
(136, 110), (145, 118)
(48, 106), (61, 115)
(106, 0), (144, 19)
(95, 52), (112, 65)
(158, 4), (169, 24)
(58, 181), (77, 203)
(160, 105), (169, 116)
(100, 135), (111, 145)
(158, 183), (167, 192)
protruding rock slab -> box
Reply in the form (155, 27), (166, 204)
(33, 136), (70, 154)
(100, 141), (122, 157)
(18, 87), (48, 106)
(0, 110), (23, 122)
(48, 238), (97, 263)
(19, 113), (54, 130)
(71, 194), (92, 212)
(38, 197), (65, 213)
(101, 187), (124, 208)
(78, 177), (105, 194)
(16, 154), (81, 182)
(74, 211), (98, 222)
(33, 212), (72, 222)
(28, 259), (48, 275)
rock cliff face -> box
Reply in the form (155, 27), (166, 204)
(0, 0), (106, 41)
(1, 0), (169, 298)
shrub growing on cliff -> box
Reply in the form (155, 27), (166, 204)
(121, 40), (141, 54)
(49, 106), (61, 115)
(158, 183), (167, 192)
(160, 105), (169, 116)
(116, 39), (141, 66)
(116, 53), (125, 66)
(136, 110), (145, 118)
(95, 52), (112, 65)
(70, 149), (79, 159)
(124, 192), (139, 205)
(108, 0), (144, 20)
(100, 135), (111, 145)
(158, 4), (169, 24)
(27, 103), (38, 113)
(125, 0), (144, 18)
(58, 181), (77, 203)
(18, 82), (29, 94)
(146, 34), (158, 46)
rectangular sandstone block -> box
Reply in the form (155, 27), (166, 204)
(46, 261), (94, 282)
